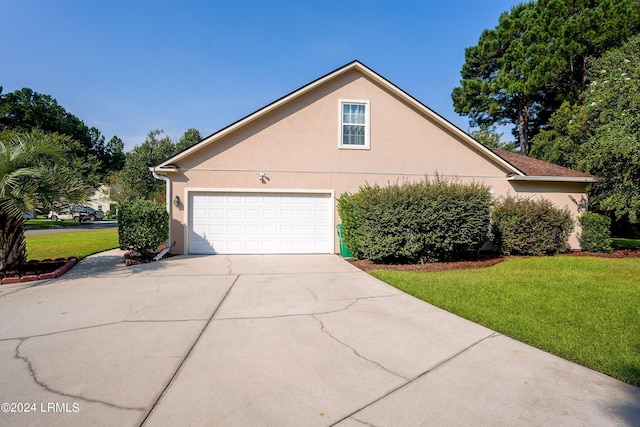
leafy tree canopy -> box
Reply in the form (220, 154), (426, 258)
(0, 87), (125, 184)
(106, 136), (126, 172)
(175, 128), (202, 153)
(469, 124), (517, 151)
(120, 128), (202, 201)
(532, 34), (640, 225)
(453, 0), (640, 155)
(121, 130), (176, 201)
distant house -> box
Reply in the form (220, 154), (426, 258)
(86, 185), (115, 215)
(152, 60), (595, 255)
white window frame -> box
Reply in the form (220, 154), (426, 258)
(338, 99), (370, 150)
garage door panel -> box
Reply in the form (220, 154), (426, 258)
(263, 225), (277, 235)
(192, 208), (206, 220)
(208, 209), (224, 220)
(277, 210), (292, 220)
(264, 209), (279, 220)
(188, 192), (332, 254)
(245, 209), (260, 220)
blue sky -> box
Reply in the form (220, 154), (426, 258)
(2, 1), (521, 151)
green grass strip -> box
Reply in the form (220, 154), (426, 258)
(25, 228), (119, 261)
(372, 256), (640, 386)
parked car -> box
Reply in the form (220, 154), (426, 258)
(76, 205), (105, 221)
(48, 205), (105, 222)
(48, 207), (87, 222)
(47, 209), (86, 222)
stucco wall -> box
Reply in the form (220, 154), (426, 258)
(164, 71), (588, 254)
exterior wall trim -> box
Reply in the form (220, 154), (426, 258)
(508, 175), (598, 183)
(175, 168), (508, 179)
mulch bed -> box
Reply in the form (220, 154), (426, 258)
(350, 249), (640, 273)
(0, 258), (77, 284)
(124, 251), (157, 266)
(351, 255), (505, 273)
(123, 249), (177, 266)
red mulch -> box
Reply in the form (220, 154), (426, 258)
(351, 256), (505, 273)
(350, 249), (640, 273)
(123, 251), (157, 266)
(123, 250), (177, 266)
(0, 258), (68, 280)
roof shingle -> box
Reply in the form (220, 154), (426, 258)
(490, 148), (592, 178)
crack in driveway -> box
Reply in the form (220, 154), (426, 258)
(301, 282), (402, 302)
(311, 314), (410, 381)
(349, 416), (379, 426)
(329, 332), (501, 426)
(15, 339), (146, 412)
(0, 319), (207, 342)
(215, 299), (359, 321)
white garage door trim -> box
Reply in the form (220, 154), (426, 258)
(184, 188), (335, 254)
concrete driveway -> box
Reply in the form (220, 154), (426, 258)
(0, 251), (638, 426)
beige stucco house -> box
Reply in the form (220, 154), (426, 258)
(153, 61), (594, 255)
(86, 185), (115, 215)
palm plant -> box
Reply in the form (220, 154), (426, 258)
(0, 131), (89, 270)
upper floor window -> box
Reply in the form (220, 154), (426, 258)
(340, 100), (370, 149)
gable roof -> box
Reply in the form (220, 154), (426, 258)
(154, 60), (594, 183)
(491, 148), (596, 182)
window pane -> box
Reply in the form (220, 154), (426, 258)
(343, 103), (365, 124)
(343, 125), (365, 145)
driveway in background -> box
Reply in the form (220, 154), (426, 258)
(0, 251), (638, 426)
(25, 221), (118, 236)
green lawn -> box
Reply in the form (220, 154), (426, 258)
(372, 256), (640, 386)
(25, 228), (119, 261)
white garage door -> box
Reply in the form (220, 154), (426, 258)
(188, 192), (333, 254)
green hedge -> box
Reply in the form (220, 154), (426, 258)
(337, 178), (493, 263)
(118, 198), (168, 254)
(579, 212), (612, 253)
(492, 196), (574, 256)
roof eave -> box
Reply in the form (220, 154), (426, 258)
(151, 166), (179, 174)
(156, 60), (524, 175)
(157, 61), (363, 168)
(507, 175), (597, 183)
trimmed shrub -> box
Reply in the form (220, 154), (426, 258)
(579, 212), (612, 253)
(337, 177), (493, 263)
(491, 196), (574, 256)
(118, 198), (169, 254)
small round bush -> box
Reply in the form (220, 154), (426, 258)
(118, 198), (168, 254)
(492, 196), (574, 256)
(579, 212), (612, 253)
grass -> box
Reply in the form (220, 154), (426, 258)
(612, 237), (640, 250)
(372, 256), (640, 386)
(25, 228), (119, 261)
